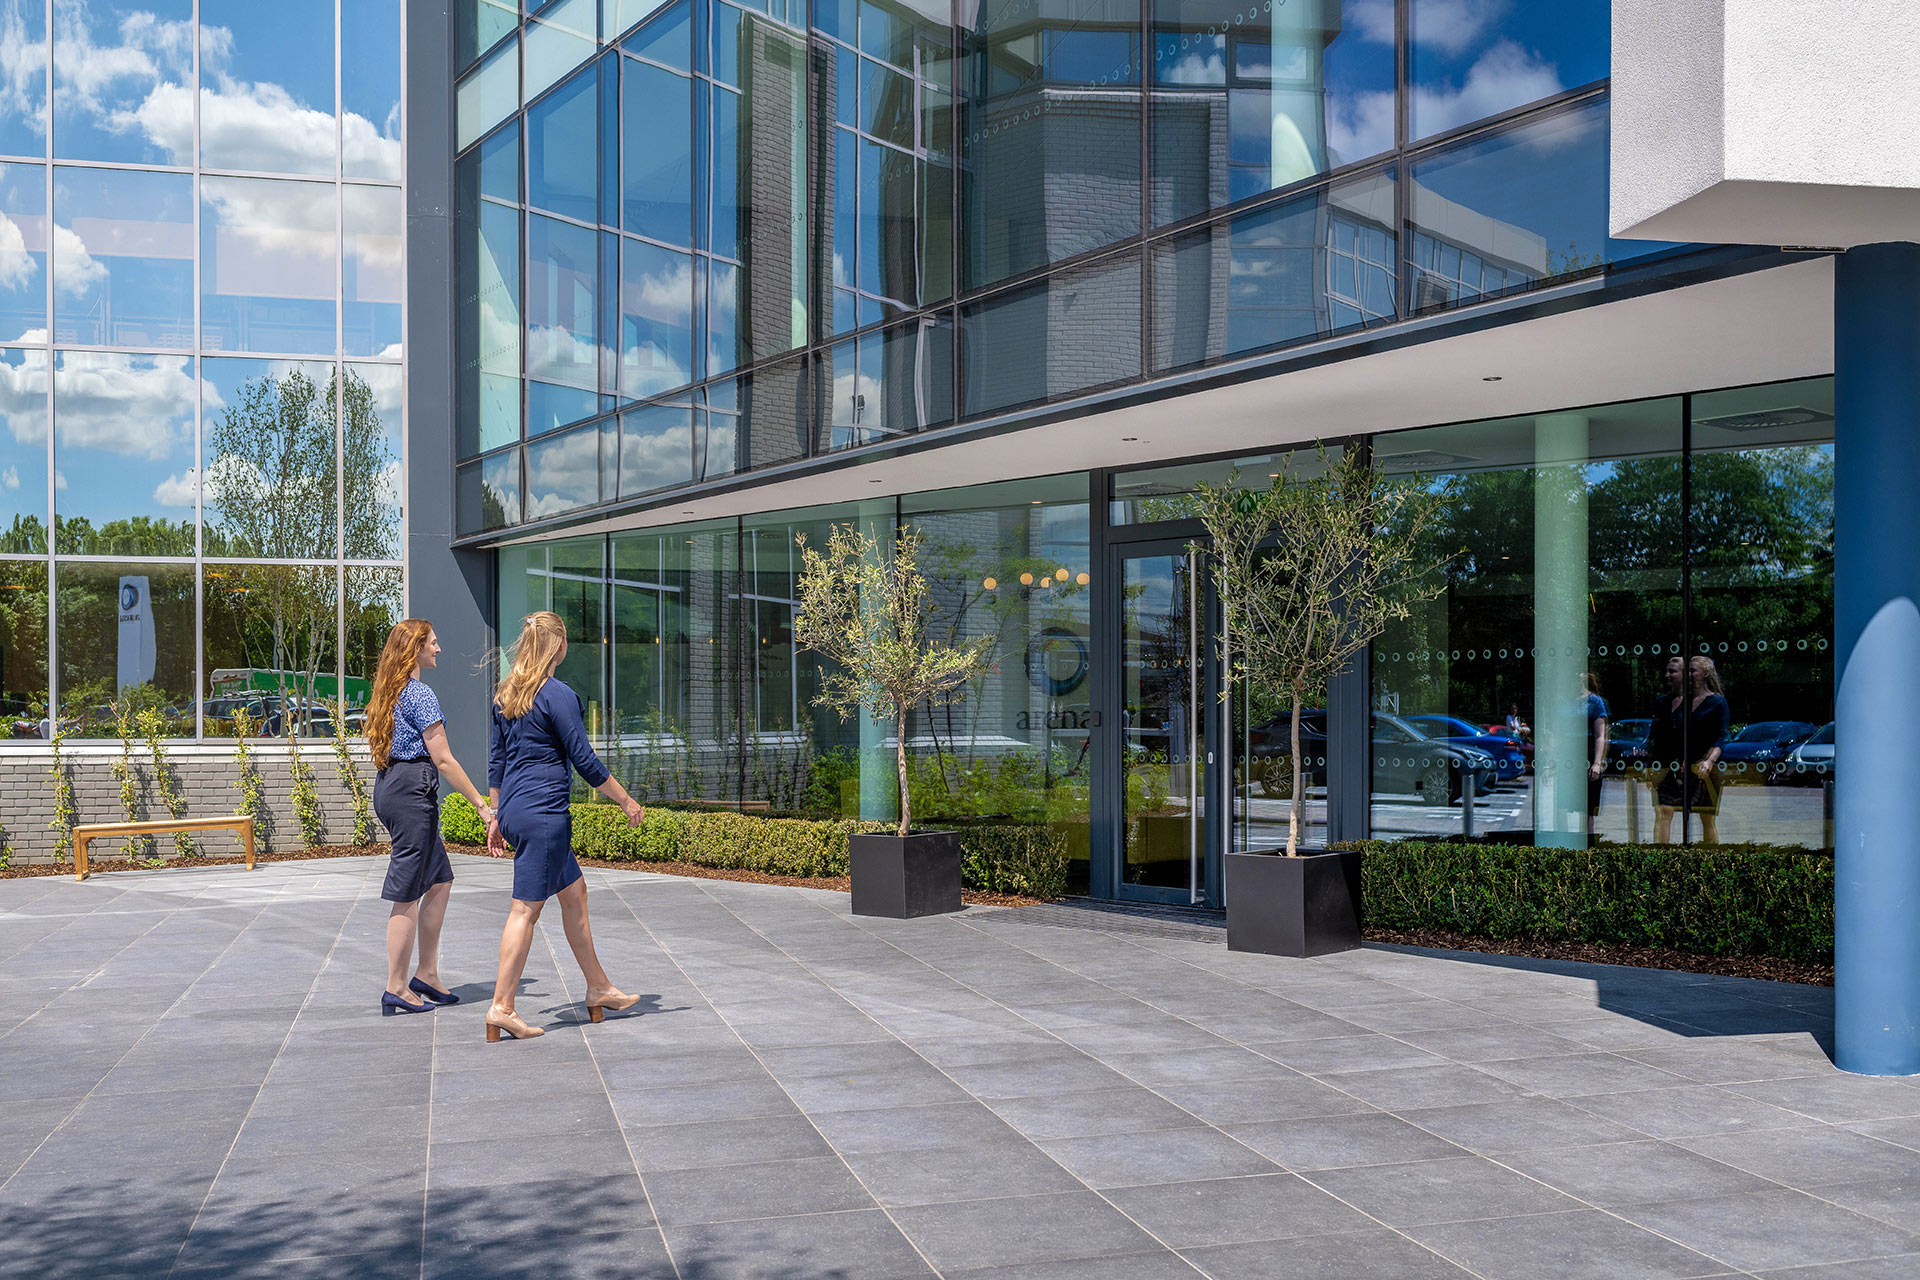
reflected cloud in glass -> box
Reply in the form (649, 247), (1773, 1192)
(343, 0), (404, 180)
(53, 0), (194, 166)
(0, 346), (49, 553)
(201, 175), (337, 355)
(53, 350), (199, 556)
(53, 165), (194, 348)
(198, 0), (336, 176)
(0, 163), (47, 342)
(344, 184), (403, 357)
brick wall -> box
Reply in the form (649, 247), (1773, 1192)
(0, 743), (386, 864)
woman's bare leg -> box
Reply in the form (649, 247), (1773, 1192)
(492, 899), (544, 1012)
(1700, 814), (1720, 845)
(556, 878), (613, 991)
(1654, 805), (1676, 844)
(386, 899), (421, 995)
(413, 881), (451, 989)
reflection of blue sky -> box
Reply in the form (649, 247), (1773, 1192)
(54, 164), (195, 347)
(0, 346), (47, 538)
(54, 350), (198, 528)
(4, 2), (402, 179)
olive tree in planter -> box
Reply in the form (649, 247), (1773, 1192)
(1193, 449), (1447, 956)
(793, 522), (990, 917)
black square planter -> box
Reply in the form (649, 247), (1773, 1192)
(850, 830), (963, 918)
(1224, 848), (1363, 957)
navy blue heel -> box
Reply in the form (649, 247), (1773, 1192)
(409, 977), (459, 1005)
(383, 990), (434, 1015)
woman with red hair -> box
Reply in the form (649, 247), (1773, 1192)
(366, 619), (496, 1015)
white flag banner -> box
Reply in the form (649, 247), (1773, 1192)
(117, 575), (156, 694)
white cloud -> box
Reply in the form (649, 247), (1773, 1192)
(1, 464), (16, 490)
(53, 468), (64, 490)
(51, 8), (400, 179)
(0, 1), (47, 145)
(152, 467), (197, 508)
(51, 223), (106, 297)
(526, 427), (601, 518)
(0, 341), (47, 444)
(1407, 40), (1564, 139)
(1346, 0), (1397, 45)
(1328, 89), (1396, 166)
(52, 351), (201, 460)
(1405, 0), (1512, 56)
(343, 108), (403, 181)
(0, 212), (37, 292)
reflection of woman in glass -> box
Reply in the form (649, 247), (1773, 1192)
(1650, 655), (1729, 844)
(1583, 672), (1610, 824)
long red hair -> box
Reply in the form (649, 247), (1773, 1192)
(367, 619), (433, 769)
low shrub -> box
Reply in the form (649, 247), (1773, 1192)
(443, 793), (1069, 897)
(1343, 840), (1834, 965)
(442, 792), (487, 845)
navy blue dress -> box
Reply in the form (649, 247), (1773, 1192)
(489, 679), (610, 902)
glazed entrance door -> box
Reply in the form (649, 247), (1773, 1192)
(1113, 543), (1222, 904)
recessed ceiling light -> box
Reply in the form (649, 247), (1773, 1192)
(1482, 375), (1503, 382)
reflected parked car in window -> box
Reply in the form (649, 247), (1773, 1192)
(1403, 715), (1526, 781)
(1606, 718), (1652, 767)
(1719, 720), (1819, 782)
(1250, 711), (1497, 804)
(1781, 722), (1834, 786)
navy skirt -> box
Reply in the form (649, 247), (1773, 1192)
(374, 759), (454, 903)
(500, 804), (583, 902)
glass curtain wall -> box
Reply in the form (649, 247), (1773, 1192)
(493, 478), (1095, 881)
(454, 0), (1652, 536)
(1371, 380), (1833, 850)
(0, 1), (405, 745)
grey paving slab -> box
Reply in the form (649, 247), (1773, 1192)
(0, 854), (1904, 1279)
(1304, 1154), (1584, 1227)
(1102, 1171), (1378, 1247)
(664, 1209), (936, 1280)
(1407, 1208), (1730, 1280)
(1181, 1227), (1476, 1280)
(1620, 1188), (1920, 1272)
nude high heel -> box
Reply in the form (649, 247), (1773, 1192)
(484, 1005), (544, 1041)
(584, 988), (642, 1023)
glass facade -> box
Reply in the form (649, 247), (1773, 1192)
(497, 477), (1096, 890)
(493, 374), (1833, 912)
(455, 0), (1658, 534)
(1373, 378), (1834, 851)
(0, 2), (406, 743)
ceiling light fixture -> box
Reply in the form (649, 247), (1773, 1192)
(1482, 375), (1503, 382)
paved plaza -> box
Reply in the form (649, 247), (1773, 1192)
(1, 855), (1916, 1279)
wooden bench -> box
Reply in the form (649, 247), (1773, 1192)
(685, 799), (772, 812)
(72, 816), (256, 882)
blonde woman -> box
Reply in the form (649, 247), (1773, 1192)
(1649, 654), (1730, 844)
(482, 611), (646, 1041)
(366, 620), (497, 1015)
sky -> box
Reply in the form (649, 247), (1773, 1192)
(0, 0), (403, 555)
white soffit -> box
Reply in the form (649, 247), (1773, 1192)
(529, 256), (1834, 541)
(1612, 0), (1920, 246)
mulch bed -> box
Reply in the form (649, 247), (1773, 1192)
(2, 846), (1827, 983)
(1366, 925), (1833, 988)
(0, 845), (385, 880)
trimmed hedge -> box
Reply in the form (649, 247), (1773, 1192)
(442, 794), (1071, 899)
(1344, 840), (1834, 965)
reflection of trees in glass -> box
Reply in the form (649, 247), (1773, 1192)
(1383, 444), (1833, 729)
(204, 366), (392, 736)
(914, 515), (1091, 818)
(1, 514), (45, 554)
(0, 563), (48, 728)
(56, 516), (196, 557)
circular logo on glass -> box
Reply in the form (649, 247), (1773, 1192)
(121, 583), (139, 612)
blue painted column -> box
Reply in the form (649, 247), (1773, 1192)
(1835, 242), (1920, 1076)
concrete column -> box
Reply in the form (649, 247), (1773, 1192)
(404, 0), (494, 771)
(1534, 414), (1591, 848)
(1834, 242), (1920, 1077)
